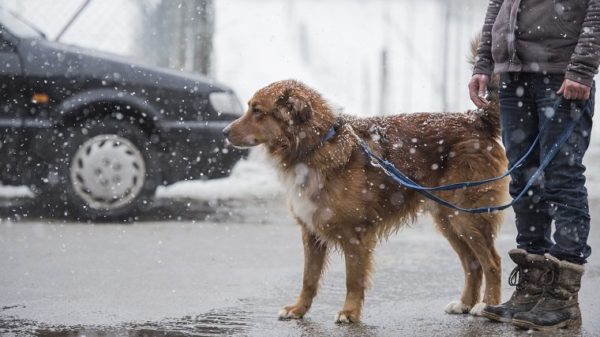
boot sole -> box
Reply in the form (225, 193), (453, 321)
(512, 318), (582, 331)
(481, 311), (511, 323)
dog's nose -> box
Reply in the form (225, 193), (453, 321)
(222, 125), (231, 138)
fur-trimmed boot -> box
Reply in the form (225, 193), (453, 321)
(481, 249), (548, 322)
(511, 254), (584, 331)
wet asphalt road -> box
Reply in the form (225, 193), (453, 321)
(1, 197), (599, 337)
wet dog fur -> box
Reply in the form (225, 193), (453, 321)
(223, 46), (508, 324)
(224, 81), (508, 323)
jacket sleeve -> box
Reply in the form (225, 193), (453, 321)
(473, 0), (504, 76)
(566, 0), (600, 87)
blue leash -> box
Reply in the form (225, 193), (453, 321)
(352, 97), (582, 213)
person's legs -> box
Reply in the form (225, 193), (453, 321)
(508, 74), (592, 331)
(499, 73), (553, 254)
(534, 74), (593, 264)
(483, 73), (555, 323)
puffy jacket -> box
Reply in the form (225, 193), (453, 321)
(474, 0), (600, 86)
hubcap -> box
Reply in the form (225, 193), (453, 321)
(70, 134), (146, 210)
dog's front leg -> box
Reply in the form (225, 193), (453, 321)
(335, 235), (375, 323)
(278, 225), (328, 320)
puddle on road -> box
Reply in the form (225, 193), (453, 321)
(1, 307), (251, 337)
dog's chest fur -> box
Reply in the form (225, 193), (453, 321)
(281, 163), (324, 233)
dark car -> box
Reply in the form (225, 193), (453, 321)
(0, 8), (245, 220)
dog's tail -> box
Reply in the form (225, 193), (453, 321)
(469, 34), (500, 139)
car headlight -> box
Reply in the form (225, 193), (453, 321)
(209, 91), (243, 116)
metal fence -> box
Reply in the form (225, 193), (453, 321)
(0, 0), (214, 75)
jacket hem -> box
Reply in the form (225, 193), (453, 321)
(493, 62), (570, 75)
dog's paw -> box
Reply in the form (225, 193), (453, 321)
(278, 304), (306, 320)
(335, 310), (360, 324)
(444, 300), (471, 314)
(469, 302), (487, 316)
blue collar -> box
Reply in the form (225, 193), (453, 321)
(322, 126), (337, 143)
(322, 118), (345, 143)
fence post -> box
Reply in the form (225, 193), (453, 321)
(441, 0), (451, 111)
(192, 0), (214, 77)
(136, 0), (214, 76)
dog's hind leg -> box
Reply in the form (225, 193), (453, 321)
(335, 231), (376, 324)
(448, 212), (502, 315)
(278, 224), (328, 320)
(466, 219), (502, 307)
(434, 212), (483, 315)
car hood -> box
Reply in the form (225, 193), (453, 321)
(17, 38), (232, 93)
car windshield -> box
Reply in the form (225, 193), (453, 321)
(0, 7), (44, 39)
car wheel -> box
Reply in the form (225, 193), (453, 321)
(49, 118), (159, 221)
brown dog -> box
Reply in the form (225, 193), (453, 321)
(223, 74), (507, 323)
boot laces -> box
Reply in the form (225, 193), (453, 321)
(508, 266), (524, 288)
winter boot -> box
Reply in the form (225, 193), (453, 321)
(481, 249), (548, 323)
(511, 254), (584, 331)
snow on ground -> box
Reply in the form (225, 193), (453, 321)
(0, 185), (33, 198)
(0, 149), (284, 201)
(156, 149), (284, 201)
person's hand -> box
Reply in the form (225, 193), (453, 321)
(557, 79), (591, 100)
(469, 74), (490, 108)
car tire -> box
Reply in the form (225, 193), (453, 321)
(45, 117), (160, 222)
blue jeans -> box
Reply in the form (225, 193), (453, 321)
(499, 73), (594, 264)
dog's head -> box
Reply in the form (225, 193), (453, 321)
(223, 80), (334, 154)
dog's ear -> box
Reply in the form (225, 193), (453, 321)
(277, 90), (312, 124)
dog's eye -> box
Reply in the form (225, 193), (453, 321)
(252, 108), (262, 116)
